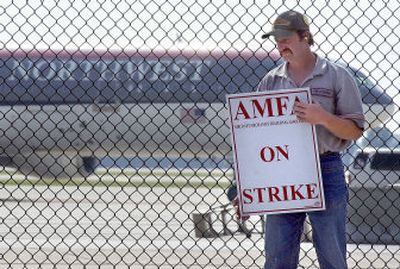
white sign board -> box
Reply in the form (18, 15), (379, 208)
(227, 88), (325, 216)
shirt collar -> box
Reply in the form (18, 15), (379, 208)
(276, 54), (328, 79)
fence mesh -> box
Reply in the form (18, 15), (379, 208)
(0, 1), (400, 268)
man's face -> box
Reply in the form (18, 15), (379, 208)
(274, 33), (308, 62)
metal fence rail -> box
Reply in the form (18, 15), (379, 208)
(0, 1), (400, 268)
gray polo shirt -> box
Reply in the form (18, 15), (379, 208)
(257, 55), (365, 154)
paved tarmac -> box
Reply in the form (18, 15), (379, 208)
(1, 171), (400, 268)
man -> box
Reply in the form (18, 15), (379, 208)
(234, 10), (365, 269)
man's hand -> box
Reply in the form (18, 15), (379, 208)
(293, 100), (329, 125)
(293, 100), (363, 140)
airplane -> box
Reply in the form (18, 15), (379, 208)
(0, 48), (394, 178)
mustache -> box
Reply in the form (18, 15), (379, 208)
(280, 48), (292, 55)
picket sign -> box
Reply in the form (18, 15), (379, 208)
(227, 88), (325, 216)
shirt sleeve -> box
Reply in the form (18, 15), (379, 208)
(335, 67), (366, 130)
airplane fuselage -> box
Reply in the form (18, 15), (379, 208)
(0, 49), (394, 178)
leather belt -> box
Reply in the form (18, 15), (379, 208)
(320, 151), (338, 157)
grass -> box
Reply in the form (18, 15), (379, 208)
(0, 167), (234, 189)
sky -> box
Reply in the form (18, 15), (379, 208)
(0, 0), (399, 126)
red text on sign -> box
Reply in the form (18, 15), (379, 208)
(242, 183), (319, 204)
(234, 95), (302, 120)
(260, 145), (289, 162)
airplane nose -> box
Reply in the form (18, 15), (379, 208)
(360, 83), (395, 128)
(360, 84), (393, 105)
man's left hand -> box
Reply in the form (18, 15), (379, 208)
(293, 100), (329, 125)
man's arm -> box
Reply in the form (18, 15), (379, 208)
(294, 101), (363, 140)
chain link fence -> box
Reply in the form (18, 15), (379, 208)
(0, 1), (400, 268)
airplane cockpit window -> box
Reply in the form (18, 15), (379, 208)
(353, 70), (375, 89)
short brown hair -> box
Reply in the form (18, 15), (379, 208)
(297, 30), (314, 46)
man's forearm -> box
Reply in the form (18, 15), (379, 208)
(321, 113), (363, 140)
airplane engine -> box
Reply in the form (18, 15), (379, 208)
(12, 153), (99, 179)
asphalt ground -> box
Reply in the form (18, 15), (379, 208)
(1, 170), (400, 268)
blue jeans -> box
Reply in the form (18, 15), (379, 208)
(264, 153), (348, 269)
